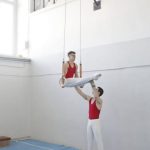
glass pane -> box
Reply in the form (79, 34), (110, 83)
(35, 0), (43, 10)
(0, 2), (14, 55)
(33, 0), (58, 11)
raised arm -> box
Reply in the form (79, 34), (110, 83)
(74, 86), (91, 101)
(90, 80), (97, 92)
(90, 80), (103, 109)
(62, 62), (68, 78)
(75, 64), (79, 78)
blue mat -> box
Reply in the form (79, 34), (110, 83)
(0, 139), (79, 150)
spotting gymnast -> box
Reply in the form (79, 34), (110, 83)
(74, 80), (104, 150)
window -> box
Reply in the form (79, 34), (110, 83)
(31, 0), (59, 12)
(0, 0), (17, 56)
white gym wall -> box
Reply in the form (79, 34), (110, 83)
(0, 60), (31, 138)
(15, 0), (150, 149)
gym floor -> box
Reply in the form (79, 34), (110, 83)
(1, 139), (79, 150)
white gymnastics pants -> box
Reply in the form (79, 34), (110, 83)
(63, 73), (101, 87)
(87, 119), (104, 150)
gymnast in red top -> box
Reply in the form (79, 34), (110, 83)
(74, 81), (104, 150)
(63, 51), (78, 78)
(60, 51), (79, 87)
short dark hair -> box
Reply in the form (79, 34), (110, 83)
(68, 51), (76, 56)
(97, 87), (104, 97)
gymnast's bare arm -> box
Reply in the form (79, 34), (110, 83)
(62, 62), (69, 78)
(75, 64), (79, 78)
(90, 80), (103, 110)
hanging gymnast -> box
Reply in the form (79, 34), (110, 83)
(60, 0), (83, 88)
(64, 51), (79, 78)
(74, 80), (104, 150)
(60, 51), (79, 88)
